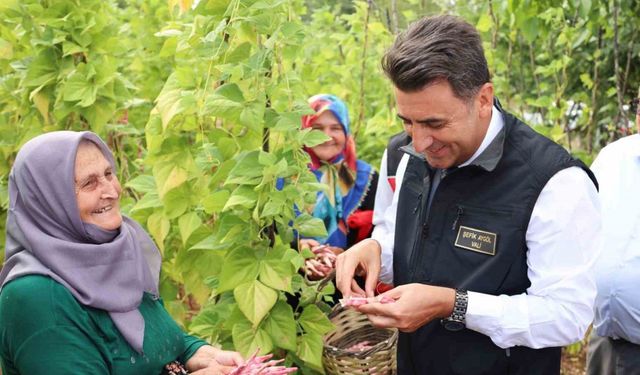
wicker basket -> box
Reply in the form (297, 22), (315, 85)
(323, 305), (398, 375)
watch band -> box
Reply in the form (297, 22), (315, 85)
(442, 289), (468, 331)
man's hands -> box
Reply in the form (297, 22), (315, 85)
(334, 239), (456, 332)
(335, 238), (382, 297)
(186, 345), (244, 374)
(355, 283), (456, 332)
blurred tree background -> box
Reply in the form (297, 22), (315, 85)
(0, 0), (637, 373)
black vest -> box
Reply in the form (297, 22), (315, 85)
(393, 106), (597, 375)
(386, 131), (412, 178)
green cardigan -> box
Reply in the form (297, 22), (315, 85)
(0, 275), (207, 374)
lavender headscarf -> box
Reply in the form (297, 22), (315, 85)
(0, 131), (161, 353)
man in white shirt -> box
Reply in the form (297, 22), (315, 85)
(336, 15), (601, 374)
(587, 91), (640, 374)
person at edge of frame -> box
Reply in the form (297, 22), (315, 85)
(586, 89), (640, 375)
(0, 132), (244, 375)
(335, 14), (601, 375)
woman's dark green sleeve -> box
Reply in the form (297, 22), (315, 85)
(179, 332), (208, 363)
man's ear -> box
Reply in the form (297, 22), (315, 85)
(476, 82), (494, 119)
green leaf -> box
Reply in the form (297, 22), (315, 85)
(272, 113), (302, 131)
(217, 214), (247, 244)
(147, 212), (170, 253)
(259, 259), (293, 292)
(176, 248), (223, 304)
(580, 73), (593, 90)
(218, 247), (260, 292)
(0, 38), (13, 60)
(153, 163), (188, 199)
(125, 175), (157, 194)
(300, 128), (330, 147)
(263, 301), (297, 351)
(223, 186), (258, 211)
(131, 192), (163, 211)
(294, 214), (328, 238)
(519, 17), (540, 43)
(232, 321), (274, 358)
(83, 99), (116, 132)
(204, 83), (245, 121)
(299, 304), (333, 336)
(260, 193), (286, 218)
(62, 70), (97, 107)
(162, 187), (190, 219)
(189, 235), (228, 251)
(258, 150), (277, 166)
(178, 212), (202, 246)
(226, 151), (264, 183)
(156, 89), (196, 129)
(31, 91), (50, 123)
(62, 41), (85, 57)
(234, 280), (278, 326)
(225, 41), (252, 63)
(202, 190), (231, 214)
(296, 332), (324, 371)
(476, 13), (492, 33)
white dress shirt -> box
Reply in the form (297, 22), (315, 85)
(590, 134), (640, 345)
(371, 150), (408, 285)
(372, 106), (601, 349)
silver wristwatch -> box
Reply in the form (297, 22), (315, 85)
(441, 289), (468, 332)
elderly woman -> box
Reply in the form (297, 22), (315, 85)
(0, 132), (242, 374)
(299, 94), (378, 279)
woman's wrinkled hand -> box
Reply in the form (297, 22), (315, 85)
(186, 345), (244, 374)
(304, 245), (344, 280)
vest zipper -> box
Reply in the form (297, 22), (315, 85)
(409, 169), (450, 281)
(506, 348), (511, 357)
(451, 206), (464, 230)
(413, 192), (422, 213)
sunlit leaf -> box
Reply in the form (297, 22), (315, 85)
(232, 322), (273, 358)
(234, 280), (277, 326)
(178, 212), (202, 246)
(147, 212), (170, 253)
(218, 247), (260, 292)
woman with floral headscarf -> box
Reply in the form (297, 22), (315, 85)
(299, 94), (378, 279)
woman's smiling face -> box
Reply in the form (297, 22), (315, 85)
(310, 111), (347, 162)
(74, 141), (123, 231)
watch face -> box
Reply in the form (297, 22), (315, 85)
(443, 320), (465, 332)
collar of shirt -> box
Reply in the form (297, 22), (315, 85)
(458, 104), (504, 168)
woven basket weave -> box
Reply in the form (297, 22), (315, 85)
(323, 305), (398, 375)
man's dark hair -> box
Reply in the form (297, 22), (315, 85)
(382, 15), (491, 100)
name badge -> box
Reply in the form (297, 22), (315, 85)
(454, 226), (497, 256)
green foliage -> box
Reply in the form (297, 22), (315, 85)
(134, 0), (341, 370)
(455, 0), (640, 158)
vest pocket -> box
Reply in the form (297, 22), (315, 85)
(450, 204), (513, 256)
(420, 203), (526, 294)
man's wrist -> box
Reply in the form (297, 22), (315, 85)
(441, 289), (468, 331)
